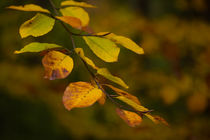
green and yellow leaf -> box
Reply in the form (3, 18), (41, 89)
(56, 16), (82, 29)
(116, 108), (142, 127)
(97, 32), (144, 54)
(19, 13), (55, 38)
(63, 82), (103, 110)
(42, 51), (73, 80)
(61, 0), (96, 8)
(83, 36), (120, 62)
(7, 4), (50, 14)
(14, 42), (62, 54)
(97, 68), (128, 88)
(103, 84), (140, 104)
(75, 48), (99, 70)
(60, 7), (89, 27)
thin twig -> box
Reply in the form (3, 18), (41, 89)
(48, 0), (150, 116)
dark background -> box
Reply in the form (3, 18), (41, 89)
(0, 0), (210, 139)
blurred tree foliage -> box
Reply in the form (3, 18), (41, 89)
(0, 0), (210, 139)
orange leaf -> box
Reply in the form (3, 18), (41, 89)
(63, 82), (103, 110)
(98, 92), (106, 105)
(42, 51), (73, 80)
(103, 84), (141, 105)
(116, 108), (142, 127)
(56, 16), (82, 29)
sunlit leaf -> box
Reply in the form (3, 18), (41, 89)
(60, 7), (89, 26)
(42, 51), (73, 80)
(14, 42), (62, 54)
(116, 108), (142, 127)
(115, 96), (168, 125)
(61, 0), (96, 8)
(98, 32), (144, 54)
(7, 4), (50, 14)
(97, 68), (128, 88)
(83, 36), (120, 62)
(63, 82), (103, 110)
(103, 84), (140, 104)
(19, 13), (55, 38)
(75, 48), (99, 70)
(56, 16), (82, 29)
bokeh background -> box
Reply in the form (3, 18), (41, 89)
(0, 0), (210, 139)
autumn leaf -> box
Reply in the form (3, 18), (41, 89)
(97, 32), (144, 54)
(60, 7), (89, 27)
(56, 16), (82, 29)
(14, 42), (62, 54)
(74, 48), (99, 70)
(42, 51), (73, 80)
(103, 84), (140, 104)
(7, 4), (50, 14)
(116, 108), (142, 127)
(83, 36), (120, 62)
(61, 0), (96, 8)
(97, 68), (128, 88)
(63, 82), (103, 110)
(115, 96), (168, 125)
(19, 13), (55, 38)
(98, 92), (106, 105)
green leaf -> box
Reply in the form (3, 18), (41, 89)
(61, 0), (96, 8)
(83, 36), (120, 62)
(19, 13), (55, 38)
(97, 68), (128, 88)
(98, 32), (144, 54)
(14, 42), (62, 54)
(7, 4), (50, 14)
(60, 7), (89, 27)
(74, 48), (99, 70)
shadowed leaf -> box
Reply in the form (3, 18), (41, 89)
(7, 4), (50, 14)
(97, 68), (128, 88)
(83, 36), (120, 62)
(14, 42), (62, 54)
(61, 0), (96, 8)
(19, 13), (55, 38)
(60, 7), (89, 26)
(63, 82), (103, 110)
(56, 16), (82, 29)
(75, 48), (99, 70)
(42, 51), (73, 80)
(103, 84), (140, 104)
(116, 108), (142, 127)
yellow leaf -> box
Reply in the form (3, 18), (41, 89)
(7, 4), (50, 14)
(97, 68), (128, 88)
(14, 42), (62, 54)
(103, 84), (140, 104)
(60, 7), (89, 27)
(19, 13), (55, 38)
(63, 82), (103, 110)
(56, 16), (82, 29)
(42, 51), (73, 80)
(61, 0), (96, 8)
(116, 108), (142, 127)
(115, 96), (168, 125)
(98, 92), (106, 105)
(98, 32), (144, 54)
(74, 48), (99, 70)
(83, 36), (120, 62)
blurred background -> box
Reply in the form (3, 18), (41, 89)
(0, 0), (210, 139)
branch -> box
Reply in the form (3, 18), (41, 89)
(47, 0), (151, 116)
